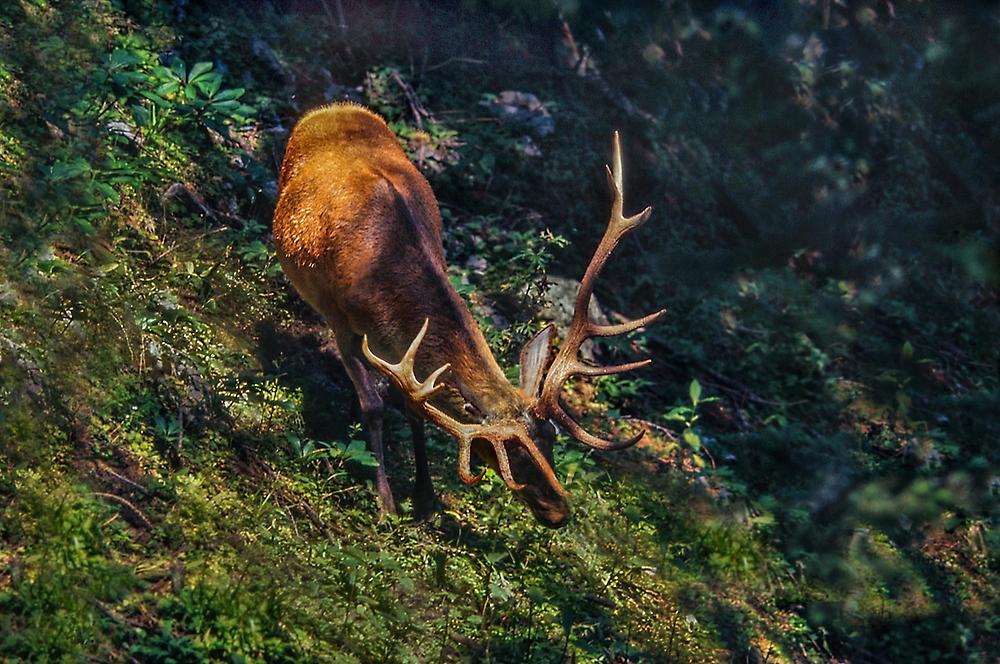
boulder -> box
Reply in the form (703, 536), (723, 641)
(480, 91), (554, 137)
(538, 275), (611, 362)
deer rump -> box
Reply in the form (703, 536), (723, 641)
(274, 102), (663, 528)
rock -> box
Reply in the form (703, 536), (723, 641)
(480, 91), (554, 137)
(642, 43), (666, 63)
(0, 280), (17, 307)
(515, 135), (542, 158)
(44, 119), (65, 140)
(465, 255), (487, 276)
(251, 36), (297, 109)
(106, 120), (140, 146)
(262, 179), (279, 202)
(538, 275), (611, 362)
(319, 68), (363, 104)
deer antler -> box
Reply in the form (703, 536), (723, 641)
(534, 132), (665, 450)
(362, 320), (569, 496)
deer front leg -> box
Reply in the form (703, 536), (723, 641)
(407, 410), (438, 518)
(341, 341), (397, 516)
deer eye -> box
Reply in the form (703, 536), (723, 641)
(525, 415), (557, 439)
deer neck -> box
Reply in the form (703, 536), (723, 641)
(439, 328), (527, 423)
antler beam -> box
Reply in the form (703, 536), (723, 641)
(534, 131), (665, 450)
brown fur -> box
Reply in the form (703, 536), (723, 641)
(273, 103), (525, 421)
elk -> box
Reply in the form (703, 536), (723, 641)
(273, 102), (662, 527)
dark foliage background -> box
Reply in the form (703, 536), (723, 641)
(1, 0), (997, 661)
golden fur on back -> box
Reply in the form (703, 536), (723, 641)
(274, 103), (412, 268)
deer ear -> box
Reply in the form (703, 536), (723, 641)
(519, 324), (555, 399)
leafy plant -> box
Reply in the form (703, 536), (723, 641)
(664, 379), (719, 468)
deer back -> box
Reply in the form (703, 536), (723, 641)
(273, 104), (521, 419)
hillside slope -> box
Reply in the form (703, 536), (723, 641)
(1, 1), (997, 662)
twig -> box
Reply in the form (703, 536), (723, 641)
(698, 370), (808, 408)
(160, 182), (244, 231)
(92, 599), (126, 624)
(93, 492), (153, 530)
(424, 57), (486, 72)
(667, 611), (679, 663)
(318, 0), (347, 35)
(293, 499), (340, 546)
(152, 226), (228, 264)
(390, 70), (430, 130)
(584, 593), (616, 608)
(621, 416), (678, 440)
(94, 461), (150, 495)
(176, 406), (184, 459)
(333, 0), (347, 34)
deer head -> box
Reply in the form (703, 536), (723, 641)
(361, 132), (663, 527)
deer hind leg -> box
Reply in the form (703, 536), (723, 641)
(340, 336), (397, 516)
(407, 410), (438, 518)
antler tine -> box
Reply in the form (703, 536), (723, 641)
(516, 435), (571, 496)
(362, 318), (450, 402)
(534, 131), (663, 451)
(572, 358), (652, 377)
(590, 309), (667, 337)
(458, 438), (487, 486)
(550, 402), (645, 451)
(362, 320), (474, 445)
(488, 435), (526, 491)
(475, 428), (569, 496)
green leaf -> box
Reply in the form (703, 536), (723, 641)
(72, 217), (97, 235)
(484, 551), (507, 565)
(212, 87), (245, 102)
(683, 428), (701, 451)
(664, 405), (692, 422)
(112, 70), (146, 87)
(750, 512), (775, 527)
(196, 74), (223, 98)
(488, 582), (512, 602)
(155, 81), (179, 98)
(689, 379), (702, 405)
(131, 104), (151, 127)
(170, 59), (186, 81)
(48, 159), (91, 181)
(187, 61), (214, 83)
(109, 48), (144, 69)
(151, 66), (179, 82)
(209, 99), (240, 113)
(92, 181), (119, 203)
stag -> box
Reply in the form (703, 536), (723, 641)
(273, 103), (662, 527)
